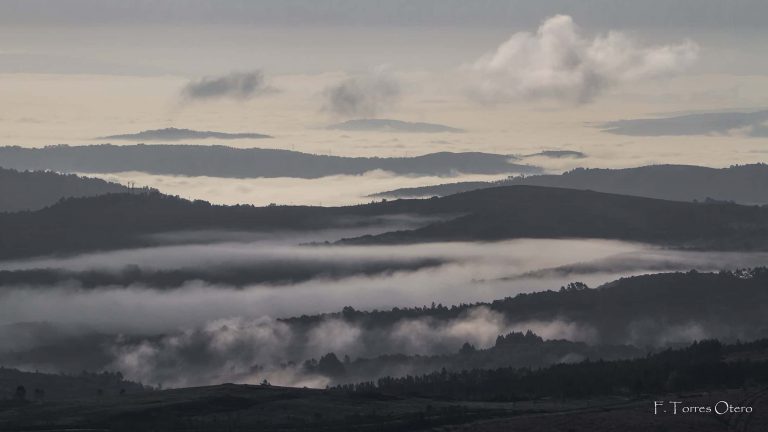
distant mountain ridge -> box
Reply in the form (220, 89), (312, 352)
(327, 118), (464, 133)
(0, 144), (539, 178)
(100, 127), (272, 141)
(0, 167), (129, 213)
(342, 185), (768, 247)
(523, 150), (586, 159)
(372, 164), (768, 204)
(600, 109), (768, 137)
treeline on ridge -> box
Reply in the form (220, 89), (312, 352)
(332, 339), (768, 401)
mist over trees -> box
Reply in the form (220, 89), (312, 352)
(334, 339), (768, 401)
(4, 269), (768, 391)
(305, 330), (642, 385)
(0, 257), (446, 288)
(8, 269), (768, 393)
(2, 268), (768, 431)
(286, 269), (768, 349)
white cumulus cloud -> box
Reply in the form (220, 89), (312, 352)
(468, 15), (699, 104)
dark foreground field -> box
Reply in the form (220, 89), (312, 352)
(1, 383), (766, 432)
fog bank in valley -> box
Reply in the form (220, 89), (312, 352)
(87, 171), (512, 206)
(2, 237), (768, 387)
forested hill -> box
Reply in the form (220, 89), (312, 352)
(305, 332), (642, 385)
(0, 190), (450, 260)
(1, 185), (768, 260)
(0, 367), (149, 401)
(372, 164), (768, 205)
(0, 168), (129, 212)
(343, 185), (768, 249)
(0, 192), (359, 260)
(0, 144), (540, 178)
(336, 339), (768, 401)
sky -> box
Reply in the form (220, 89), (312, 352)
(1, 1), (768, 203)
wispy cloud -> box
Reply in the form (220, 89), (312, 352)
(323, 69), (401, 117)
(181, 70), (273, 101)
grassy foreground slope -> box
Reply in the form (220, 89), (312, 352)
(2, 340), (768, 431)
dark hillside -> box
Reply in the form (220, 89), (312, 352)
(0, 168), (128, 212)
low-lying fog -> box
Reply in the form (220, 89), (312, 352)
(6, 238), (767, 331)
(84, 171), (510, 206)
(2, 236), (768, 388)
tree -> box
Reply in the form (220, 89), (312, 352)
(560, 282), (589, 292)
(14, 385), (26, 400)
(317, 353), (346, 377)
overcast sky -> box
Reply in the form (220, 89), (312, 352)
(2, 1), (767, 76)
(2, 0), (767, 28)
